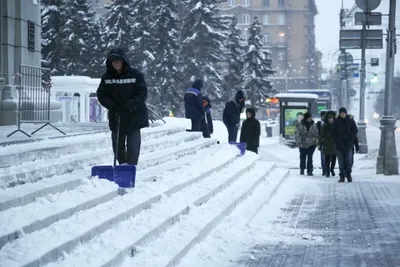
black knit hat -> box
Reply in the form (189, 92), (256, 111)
(192, 79), (203, 90)
(339, 107), (347, 114)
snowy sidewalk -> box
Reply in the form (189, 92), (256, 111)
(235, 172), (400, 267)
(0, 122), (110, 146)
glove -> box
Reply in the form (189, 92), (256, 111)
(114, 105), (126, 116)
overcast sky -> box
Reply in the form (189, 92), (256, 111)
(315, 0), (396, 71)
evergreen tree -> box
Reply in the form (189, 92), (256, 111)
(130, 0), (156, 75)
(242, 17), (275, 108)
(222, 15), (245, 100)
(41, 0), (69, 75)
(86, 20), (107, 78)
(103, 0), (135, 53)
(149, 0), (182, 115)
(179, 0), (229, 103)
(61, 0), (98, 76)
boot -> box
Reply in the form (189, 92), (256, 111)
(325, 172), (330, 177)
(346, 172), (353, 183)
(338, 173), (345, 183)
(331, 169), (335, 176)
(307, 172), (314, 176)
(300, 169), (305, 175)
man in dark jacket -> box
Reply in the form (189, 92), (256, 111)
(97, 48), (149, 165)
(202, 96), (213, 138)
(240, 107), (261, 154)
(316, 110), (327, 175)
(184, 79), (204, 131)
(331, 107), (358, 183)
(223, 90), (245, 142)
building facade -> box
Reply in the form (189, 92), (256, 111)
(219, 0), (319, 91)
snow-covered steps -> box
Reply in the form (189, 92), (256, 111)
(0, 179), (119, 249)
(0, 137), (217, 212)
(42, 154), (270, 267)
(0, 125), (183, 169)
(0, 145), (241, 267)
(122, 165), (290, 267)
(177, 168), (291, 267)
(0, 130), (204, 188)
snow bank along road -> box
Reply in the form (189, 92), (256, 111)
(0, 122), (291, 267)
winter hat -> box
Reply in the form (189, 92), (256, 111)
(235, 90), (246, 101)
(192, 79), (203, 90)
(246, 107), (256, 118)
(339, 107), (347, 114)
(303, 112), (312, 120)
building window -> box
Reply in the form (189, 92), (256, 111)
(262, 34), (270, 44)
(263, 0), (269, 7)
(244, 0), (251, 7)
(27, 21), (35, 52)
(228, 0), (235, 6)
(278, 52), (285, 60)
(242, 14), (250, 24)
(262, 14), (269, 25)
(278, 32), (285, 42)
(278, 0), (285, 8)
(278, 14), (285, 25)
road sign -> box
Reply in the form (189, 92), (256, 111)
(355, 12), (382, 26)
(339, 29), (383, 49)
(338, 52), (353, 65)
(371, 58), (379, 66)
(353, 72), (360, 78)
(355, 0), (381, 11)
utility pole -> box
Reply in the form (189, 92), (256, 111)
(357, 9), (368, 154)
(377, 0), (398, 175)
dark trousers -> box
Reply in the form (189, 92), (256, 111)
(337, 149), (353, 175)
(325, 155), (336, 172)
(191, 119), (202, 131)
(320, 150), (326, 173)
(247, 146), (258, 154)
(299, 145), (316, 173)
(226, 124), (239, 143)
(201, 118), (210, 138)
(111, 130), (141, 165)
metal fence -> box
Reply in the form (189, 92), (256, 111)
(7, 65), (65, 137)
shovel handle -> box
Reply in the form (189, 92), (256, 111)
(113, 115), (121, 168)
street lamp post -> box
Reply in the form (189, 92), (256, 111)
(376, 0), (398, 175)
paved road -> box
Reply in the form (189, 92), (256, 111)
(237, 175), (400, 267)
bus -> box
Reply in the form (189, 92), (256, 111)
(287, 89), (335, 114)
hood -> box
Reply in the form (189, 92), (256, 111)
(324, 110), (336, 121)
(203, 96), (211, 108)
(192, 79), (203, 90)
(235, 90), (245, 102)
(246, 107), (256, 118)
(105, 48), (131, 72)
(336, 114), (354, 119)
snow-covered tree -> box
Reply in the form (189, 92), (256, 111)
(242, 17), (275, 108)
(149, 0), (182, 115)
(222, 15), (245, 100)
(85, 20), (107, 78)
(103, 0), (135, 54)
(61, 0), (98, 76)
(130, 0), (156, 75)
(41, 0), (69, 75)
(178, 0), (229, 103)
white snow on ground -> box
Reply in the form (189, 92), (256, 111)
(177, 176), (319, 267)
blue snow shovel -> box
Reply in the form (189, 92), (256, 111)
(91, 115), (137, 188)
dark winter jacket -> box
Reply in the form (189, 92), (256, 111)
(353, 136), (360, 154)
(331, 114), (358, 151)
(184, 79), (204, 120)
(318, 121), (336, 156)
(294, 119), (319, 148)
(223, 90), (245, 126)
(97, 48), (149, 134)
(203, 96), (213, 134)
(240, 108), (261, 151)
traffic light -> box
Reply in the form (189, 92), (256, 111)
(370, 73), (378, 83)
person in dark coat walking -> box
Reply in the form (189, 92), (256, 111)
(201, 96), (213, 138)
(223, 90), (246, 142)
(331, 107), (358, 183)
(184, 79), (204, 131)
(240, 107), (261, 154)
(97, 48), (149, 165)
(316, 110), (327, 175)
(294, 112), (319, 176)
(318, 111), (337, 177)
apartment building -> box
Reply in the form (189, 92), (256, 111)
(219, 0), (319, 91)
